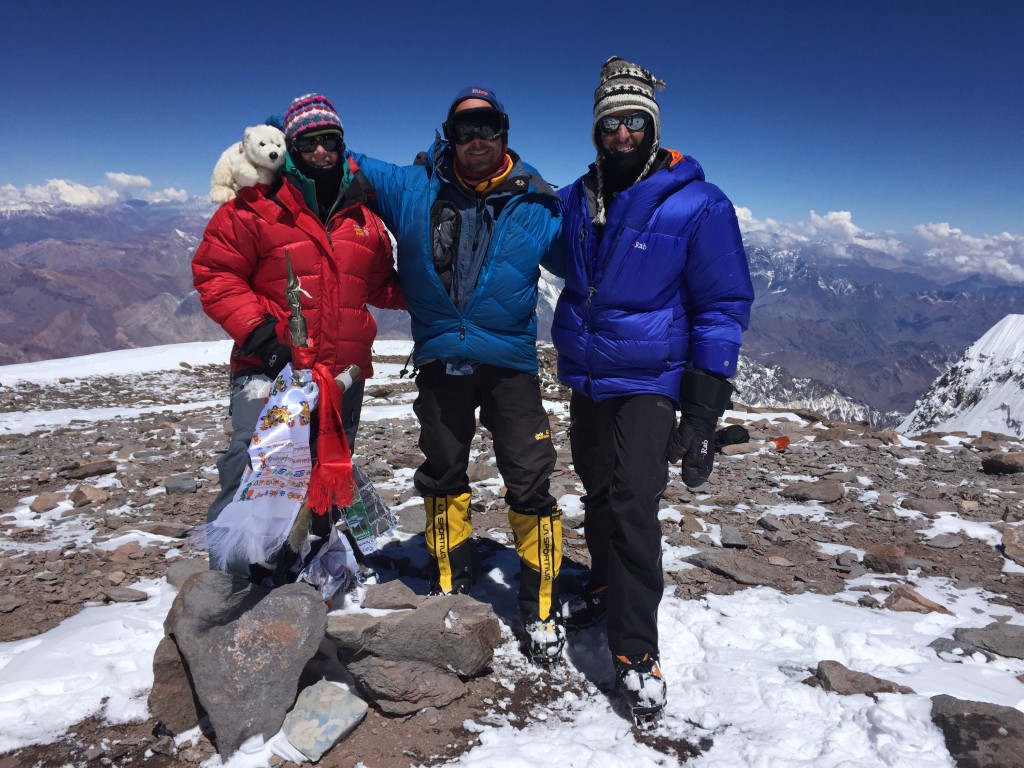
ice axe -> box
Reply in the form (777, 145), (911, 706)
(285, 251), (360, 387)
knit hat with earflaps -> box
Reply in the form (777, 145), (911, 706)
(591, 57), (667, 224)
(283, 93), (344, 141)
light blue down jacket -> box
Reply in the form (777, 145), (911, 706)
(352, 142), (564, 374)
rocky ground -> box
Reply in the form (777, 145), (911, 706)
(0, 350), (1022, 767)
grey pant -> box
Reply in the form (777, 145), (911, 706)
(207, 373), (366, 524)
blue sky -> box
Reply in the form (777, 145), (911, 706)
(3, 1), (1022, 238)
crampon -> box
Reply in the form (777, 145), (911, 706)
(614, 653), (666, 727)
(521, 616), (566, 665)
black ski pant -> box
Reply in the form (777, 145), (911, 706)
(413, 361), (556, 510)
(569, 391), (675, 657)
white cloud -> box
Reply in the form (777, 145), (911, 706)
(737, 207), (1024, 283)
(739, 207), (907, 257)
(0, 176), (191, 210)
(144, 187), (189, 203)
(912, 222), (1024, 282)
(105, 172), (152, 189)
(9, 179), (122, 207)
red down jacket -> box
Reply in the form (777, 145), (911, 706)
(192, 159), (404, 378)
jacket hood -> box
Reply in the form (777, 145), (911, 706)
(584, 149), (703, 228)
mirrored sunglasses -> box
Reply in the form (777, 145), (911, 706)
(291, 134), (343, 153)
(599, 113), (649, 133)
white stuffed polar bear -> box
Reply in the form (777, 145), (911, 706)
(209, 124), (286, 203)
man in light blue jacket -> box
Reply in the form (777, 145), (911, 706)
(553, 57), (755, 722)
(353, 87), (567, 663)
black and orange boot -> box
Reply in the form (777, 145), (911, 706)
(613, 652), (666, 727)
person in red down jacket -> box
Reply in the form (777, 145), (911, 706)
(193, 93), (404, 536)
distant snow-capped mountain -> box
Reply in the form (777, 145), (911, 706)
(3, 198), (1022, 425)
(0, 197), (215, 248)
(732, 358), (877, 424)
(740, 245), (1024, 414)
(899, 314), (1024, 437)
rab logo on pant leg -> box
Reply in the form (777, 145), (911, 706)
(699, 438), (709, 460)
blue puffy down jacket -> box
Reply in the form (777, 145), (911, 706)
(552, 150), (754, 403)
(353, 142), (564, 374)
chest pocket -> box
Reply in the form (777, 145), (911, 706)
(430, 200), (460, 292)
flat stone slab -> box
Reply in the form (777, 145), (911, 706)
(283, 680), (367, 762)
(684, 550), (791, 589)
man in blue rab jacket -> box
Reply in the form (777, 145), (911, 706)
(551, 57), (755, 721)
(353, 87), (567, 664)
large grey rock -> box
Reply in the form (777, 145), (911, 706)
(883, 585), (953, 615)
(331, 594), (499, 677)
(29, 491), (65, 513)
(931, 694), (1024, 768)
(71, 484), (109, 507)
(164, 570), (326, 759)
(998, 523), (1024, 567)
(148, 636), (203, 734)
(808, 660), (914, 698)
(357, 594), (499, 677)
(982, 453), (1024, 475)
(781, 480), (845, 503)
(683, 550), (791, 589)
(901, 496), (957, 517)
(936, 622), (1024, 660)
(165, 557), (209, 588)
(346, 657), (466, 715)
(61, 459), (117, 479)
(326, 593), (500, 715)
(102, 586), (149, 603)
(360, 580), (425, 610)
(719, 525), (748, 549)
(326, 612), (408, 653)
(862, 544), (908, 575)
(164, 473), (198, 494)
(926, 533), (965, 550)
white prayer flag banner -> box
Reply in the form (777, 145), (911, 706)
(204, 364), (318, 570)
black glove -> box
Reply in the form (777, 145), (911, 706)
(666, 369), (734, 488)
(242, 314), (291, 378)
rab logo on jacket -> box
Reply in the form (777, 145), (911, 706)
(633, 241), (647, 250)
(353, 226), (369, 237)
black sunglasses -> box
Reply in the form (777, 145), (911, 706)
(599, 113), (649, 134)
(443, 110), (507, 145)
(291, 134), (344, 153)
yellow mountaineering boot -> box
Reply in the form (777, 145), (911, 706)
(510, 505), (565, 663)
(424, 493), (473, 595)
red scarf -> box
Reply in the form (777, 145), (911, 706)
(291, 344), (354, 515)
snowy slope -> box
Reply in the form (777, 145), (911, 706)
(899, 314), (1024, 437)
